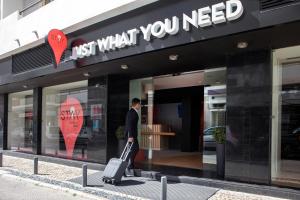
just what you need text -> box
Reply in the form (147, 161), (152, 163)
(70, 0), (243, 60)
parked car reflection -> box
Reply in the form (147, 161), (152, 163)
(204, 126), (225, 150)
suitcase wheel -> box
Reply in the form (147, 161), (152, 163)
(102, 178), (108, 183)
(102, 177), (118, 185)
(111, 179), (117, 185)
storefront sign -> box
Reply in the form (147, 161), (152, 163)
(70, 0), (243, 60)
(47, 29), (68, 66)
(58, 97), (83, 158)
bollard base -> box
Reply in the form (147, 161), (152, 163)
(161, 176), (167, 200)
(33, 157), (38, 175)
(82, 164), (88, 187)
(0, 152), (2, 167)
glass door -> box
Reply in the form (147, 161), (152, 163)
(272, 46), (300, 188)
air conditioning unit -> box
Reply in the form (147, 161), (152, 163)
(208, 95), (226, 110)
(205, 86), (226, 110)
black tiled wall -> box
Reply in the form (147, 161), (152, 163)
(225, 50), (272, 184)
(0, 94), (7, 150)
(87, 77), (108, 163)
(106, 75), (130, 162)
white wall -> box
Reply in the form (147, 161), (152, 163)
(0, 0), (158, 59)
(0, 0), (2, 19)
(2, 0), (23, 19)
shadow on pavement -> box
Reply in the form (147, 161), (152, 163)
(87, 184), (104, 187)
(117, 180), (145, 186)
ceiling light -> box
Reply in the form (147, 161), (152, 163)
(14, 39), (21, 47)
(32, 30), (39, 39)
(22, 85), (28, 89)
(237, 41), (248, 49)
(121, 64), (128, 70)
(83, 72), (90, 77)
(95, 84), (100, 88)
(169, 54), (179, 61)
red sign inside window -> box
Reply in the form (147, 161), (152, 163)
(47, 29), (67, 67)
(58, 97), (83, 158)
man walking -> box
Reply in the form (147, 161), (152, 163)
(124, 98), (141, 173)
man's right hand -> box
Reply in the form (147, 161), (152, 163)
(128, 137), (134, 142)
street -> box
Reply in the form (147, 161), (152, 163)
(0, 171), (105, 200)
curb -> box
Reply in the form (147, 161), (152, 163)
(0, 170), (107, 200)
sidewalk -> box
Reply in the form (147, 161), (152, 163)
(0, 154), (295, 200)
(0, 170), (107, 200)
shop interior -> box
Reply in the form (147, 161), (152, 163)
(131, 68), (226, 172)
(7, 90), (34, 153)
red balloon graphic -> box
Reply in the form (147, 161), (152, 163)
(47, 29), (68, 67)
(58, 97), (83, 158)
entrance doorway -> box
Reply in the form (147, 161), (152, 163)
(129, 68), (226, 173)
(272, 46), (300, 188)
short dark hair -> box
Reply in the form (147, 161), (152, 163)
(132, 98), (141, 106)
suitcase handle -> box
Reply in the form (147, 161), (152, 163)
(120, 141), (133, 161)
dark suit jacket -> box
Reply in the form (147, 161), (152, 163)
(124, 108), (139, 139)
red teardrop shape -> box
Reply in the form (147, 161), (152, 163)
(47, 29), (67, 67)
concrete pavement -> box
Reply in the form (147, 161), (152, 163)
(0, 154), (298, 200)
(0, 170), (106, 200)
(69, 171), (218, 200)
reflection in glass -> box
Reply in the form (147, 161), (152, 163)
(8, 90), (34, 153)
(0, 116), (3, 150)
(203, 85), (226, 169)
(272, 60), (300, 188)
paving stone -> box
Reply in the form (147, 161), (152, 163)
(2, 155), (98, 181)
(209, 190), (289, 200)
(69, 171), (219, 200)
(1, 154), (294, 200)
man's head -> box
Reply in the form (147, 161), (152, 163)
(131, 98), (141, 110)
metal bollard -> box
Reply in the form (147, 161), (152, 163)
(34, 157), (38, 174)
(82, 164), (87, 187)
(161, 176), (167, 200)
(0, 152), (2, 167)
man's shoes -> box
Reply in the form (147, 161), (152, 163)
(125, 168), (134, 177)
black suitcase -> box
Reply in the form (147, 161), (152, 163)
(102, 141), (133, 185)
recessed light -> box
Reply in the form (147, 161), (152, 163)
(169, 54), (179, 61)
(22, 85), (28, 89)
(32, 30), (39, 39)
(83, 72), (90, 77)
(121, 64), (128, 70)
(237, 41), (248, 49)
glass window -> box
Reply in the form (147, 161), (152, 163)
(0, 118), (2, 149)
(8, 90), (34, 153)
(0, 96), (4, 149)
(42, 80), (107, 162)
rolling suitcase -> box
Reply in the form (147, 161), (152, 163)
(102, 141), (133, 185)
